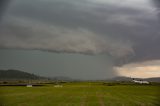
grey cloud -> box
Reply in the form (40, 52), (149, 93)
(0, 0), (10, 20)
(152, 0), (160, 20)
(0, 17), (134, 58)
(0, 0), (160, 65)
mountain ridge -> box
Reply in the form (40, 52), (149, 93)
(110, 76), (160, 82)
(0, 69), (43, 80)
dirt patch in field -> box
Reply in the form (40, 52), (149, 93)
(96, 92), (105, 106)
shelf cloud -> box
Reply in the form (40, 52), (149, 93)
(0, 0), (160, 66)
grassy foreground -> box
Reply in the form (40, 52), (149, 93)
(0, 82), (160, 106)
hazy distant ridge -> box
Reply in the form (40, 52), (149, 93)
(0, 69), (43, 80)
(111, 76), (160, 82)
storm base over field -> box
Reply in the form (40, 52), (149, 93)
(0, 0), (160, 79)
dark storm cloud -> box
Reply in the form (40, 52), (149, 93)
(153, 0), (160, 20)
(0, 0), (10, 20)
(0, 0), (160, 65)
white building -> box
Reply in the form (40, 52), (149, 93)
(54, 85), (63, 87)
(26, 84), (33, 87)
(132, 79), (149, 84)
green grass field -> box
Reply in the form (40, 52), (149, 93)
(0, 82), (160, 106)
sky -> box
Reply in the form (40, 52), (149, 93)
(0, 0), (160, 79)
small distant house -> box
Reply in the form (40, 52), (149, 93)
(54, 85), (63, 87)
(26, 84), (33, 87)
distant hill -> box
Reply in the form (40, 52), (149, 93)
(145, 77), (160, 82)
(110, 76), (160, 82)
(109, 76), (132, 81)
(49, 76), (73, 81)
(0, 69), (44, 80)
